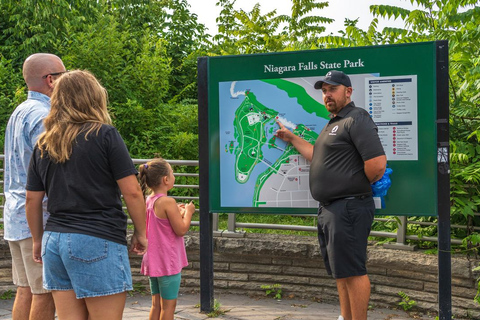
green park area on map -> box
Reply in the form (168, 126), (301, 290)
(226, 88), (320, 207)
(232, 92), (278, 184)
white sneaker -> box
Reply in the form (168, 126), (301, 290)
(337, 316), (344, 320)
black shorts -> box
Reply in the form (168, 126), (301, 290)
(317, 196), (375, 279)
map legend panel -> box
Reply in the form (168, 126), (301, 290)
(365, 75), (418, 161)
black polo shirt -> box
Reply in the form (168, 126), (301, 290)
(309, 102), (385, 203)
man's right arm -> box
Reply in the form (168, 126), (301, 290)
(364, 155), (387, 183)
(25, 190), (45, 263)
(275, 121), (314, 161)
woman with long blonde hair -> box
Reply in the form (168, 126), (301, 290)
(25, 70), (147, 320)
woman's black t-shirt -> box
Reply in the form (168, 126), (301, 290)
(26, 124), (137, 245)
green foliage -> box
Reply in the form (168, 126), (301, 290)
(465, 233), (480, 247)
(128, 282), (148, 296)
(0, 0), (197, 159)
(0, 290), (13, 300)
(56, 10), (177, 159)
(474, 264), (480, 305)
(275, 0), (333, 48)
(59, 13), (172, 109)
(261, 284), (283, 300)
(157, 0), (210, 102)
(113, 102), (198, 159)
(398, 291), (417, 311)
(0, 0), (101, 68)
(0, 56), (25, 152)
(213, 0), (285, 54)
(424, 248), (438, 255)
(213, 0), (334, 54)
(228, 214), (316, 236)
(206, 299), (227, 317)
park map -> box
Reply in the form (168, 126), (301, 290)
(219, 78), (329, 209)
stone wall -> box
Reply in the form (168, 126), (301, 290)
(0, 237), (14, 295)
(132, 233), (480, 319)
(1, 233), (479, 318)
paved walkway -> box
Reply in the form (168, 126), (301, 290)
(0, 291), (436, 319)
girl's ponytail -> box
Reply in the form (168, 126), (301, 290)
(138, 163), (149, 197)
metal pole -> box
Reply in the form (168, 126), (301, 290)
(383, 216), (417, 251)
(228, 213), (236, 232)
(397, 216), (407, 244)
(197, 57), (214, 313)
(212, 213), (219, 232)
(436, 40), (451, 320)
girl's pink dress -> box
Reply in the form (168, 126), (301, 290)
(141, 193), (188, 277)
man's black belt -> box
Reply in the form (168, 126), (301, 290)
(320, 195), (369, 207)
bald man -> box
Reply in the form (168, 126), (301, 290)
(4, 53), (66, 319)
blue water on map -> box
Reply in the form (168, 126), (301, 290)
(219, 80), (328, 207)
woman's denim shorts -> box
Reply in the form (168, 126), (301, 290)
(42, 231), (133, 299)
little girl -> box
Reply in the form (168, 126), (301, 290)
(138, 158), (195, 320)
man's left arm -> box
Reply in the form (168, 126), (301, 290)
(364, 155), (387, 183)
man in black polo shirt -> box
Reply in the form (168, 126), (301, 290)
(276, 70), (386, 320)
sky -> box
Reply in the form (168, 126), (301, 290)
(187, 0), (419, 36)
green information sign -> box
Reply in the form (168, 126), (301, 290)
(200, 41), (445, 216)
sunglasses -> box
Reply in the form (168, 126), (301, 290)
(42, 70), (68, 79)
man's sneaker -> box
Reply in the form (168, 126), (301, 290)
(337, 316), (344, 320)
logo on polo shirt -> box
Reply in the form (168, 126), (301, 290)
(329, 125), (338, 136)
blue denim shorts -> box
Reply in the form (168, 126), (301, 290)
(42, 231), (133, 298)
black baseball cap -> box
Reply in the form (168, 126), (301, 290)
(314, 70), (352, 89)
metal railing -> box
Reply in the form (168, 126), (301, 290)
(0, 156), (468, 247)
(132, 159), (201, 228)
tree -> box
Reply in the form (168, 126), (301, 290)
(0, 0), (201, 158)
(0, 56), (25, 152)
(156, 0), (210, 102)
(214, 1), (285, 54)
(275, 0), (333, 49)
(213, 0), (333, 53)
(0, 0), (101, 69)
(0, 0), (103, 151)
(212, 0), (284, 54)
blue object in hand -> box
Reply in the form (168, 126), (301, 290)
(371, 168), (393, 208)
